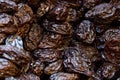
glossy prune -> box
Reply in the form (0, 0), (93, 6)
(50, 72), (79, 80)
(75, 20), (96, 44)
(33, 49), (62, 63)
(44, 60), (63, 75)
(42, 19), (73, 35)
(85, 3), (117, 24)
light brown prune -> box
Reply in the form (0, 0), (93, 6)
(24, 22), (43, 51)
(44, 60), (63, 75)
(83, 0), (103, 9)
(5, 73), (40, 80)
(42, 19), (73, 35)
(0, 33), (6, 44)
(85, 3), (117, 24)
(75, 20), (96, 44)
(33, 49), (62, 63)
(39, 32), (64, 49)
(0, 58), (19, 78)
(50, 72), (79, 80)
(30, 59), (44, 76)
(63, 45), (98, 76)
(0, 0), (18, 13)
(97, 63), (118, 79)
(46, 3), (68, 21)
(14, 3), (33, 25)
(37, 1), (54, 17)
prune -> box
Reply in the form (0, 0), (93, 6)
(30, 59), (44, 76)
(66, 8), (84, 22)
(5, 73), (40, 80)
(37, 1), (54, 17)
(97, 63), (118, 79)
(33, 49), (62, 63)
(50, 72), (79, 80)
(0, 33), (6, 44)
(63, 45), (98, 76)
(83, 0), (103, 9)
(44, 60), (63, 75)
(0, 0), (18, 13)
(24, 22), (43, 51)
(14, 3), (33, 25)
(17, 24), (30, 38)
(0, 13), (14, 27)
(39, 32), (64, 49)
(75, 20), (96, 44)
(0, 58), (19, 78)
(99, 28), (120, 65)
(42, 19), (73, 35)
(85, 3), (117, 24)
(46, 3), (68, 21)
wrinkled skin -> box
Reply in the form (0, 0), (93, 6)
(83, 0), (103, 9)
(97, 63), (118, 79)
(75, 20), (96, 44)
(85, 3), (117, 24)
(5, 73), (40, 80)
(0, 58), (19, 78)
(30, 59), (44, 76)
(42, 19), (73, 35)
(46, 3), (68, 21)
(39, 32), (64, 49)
(0, 0), (18, 13)
(50, 72), (79, 80)
(37, 1), (54, 17)
(44, 60), (63, 75)
(63, 45), (98, 76)
(24, 21), (43, 51)
(14, 3), (33, 25)
(33, 49), (62, 63)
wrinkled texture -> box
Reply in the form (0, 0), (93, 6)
(50, 72), (79, 80)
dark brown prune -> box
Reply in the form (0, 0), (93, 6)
(100, 29), (120, 65)
(66, 8), (84, 22)
(85, 3), (117, 24)
(75, 20), (96, 44)
(17, 24), (30, 38)
(14, 3), (33, 25)
(37, 1), (54, 17)
(83, 0), (103, 9)
(50, 72), (79, 80)
(30, 59), (44, 76)
(97, 63), (118, 79)
(24, 22), (43, 51)
(46, 3), (68, 21)
(39, 32), (64, 49)
(0, 0), (18, 13)
(44, 60), (63, 75)
(63, 45), (98, 76)
(0, 13), (14, 27)
(27, 0), (40, 7)
(33, 49), (62, 63)
(0, 33), (6, 44)
(5, 73), (40, 80)
(0, 58), (19, 78)
(42, 19), (73, 35)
